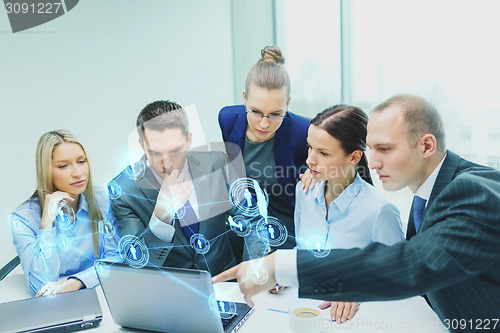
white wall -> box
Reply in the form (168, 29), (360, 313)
(231, 0), (276, 102)
(0, 0), (236, 265)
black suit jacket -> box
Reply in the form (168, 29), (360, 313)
(297, 151), (500, 327)
(110, 150), (267, 276)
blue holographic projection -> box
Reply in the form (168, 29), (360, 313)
(119, 235), (149, 268)
(189, 233), (210, 255)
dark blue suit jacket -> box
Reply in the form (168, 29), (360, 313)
(218, 105), (310, 210)
(297, 151), (500, 329)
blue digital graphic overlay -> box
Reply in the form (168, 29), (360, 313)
(227, 215), (251, 237)
(119, 235), (149, 268)
(305, 235), (331, 258)
(189, 233), (210, 255)
(54, 203), (75, 230)
(94, 260), (110, 278)
(107, 181), (122, 200)
(33, 236), (54, 258)
(246, 262), (269, 285)
(121, 153), (146, 181)
(56, 234), (72, 252)
(229, 177), (268, 217)
(99, 220), (116, 240)
(256, 216), (288, 247)
(209, 293), (237, 320)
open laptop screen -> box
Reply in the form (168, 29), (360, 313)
(95, 262), (251, 333)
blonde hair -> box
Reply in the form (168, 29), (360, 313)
(245, 46), (291, 101)
(36, 130), (102, 257)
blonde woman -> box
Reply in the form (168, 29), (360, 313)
(11, 130), (120, 296)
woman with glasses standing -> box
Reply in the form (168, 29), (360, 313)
(219, 46), (310, 252)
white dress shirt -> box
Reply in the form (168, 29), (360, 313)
(414, 153), (447, 204)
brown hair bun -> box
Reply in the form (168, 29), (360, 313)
(259, 45), (285, 64)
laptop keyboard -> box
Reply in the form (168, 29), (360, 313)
(221, 314), (237, 330)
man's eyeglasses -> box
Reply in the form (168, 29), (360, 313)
(246, 109), (285, 122)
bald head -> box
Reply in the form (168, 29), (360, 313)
(372, 94), (446, 153)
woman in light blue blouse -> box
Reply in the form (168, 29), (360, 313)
(11, 130), (120, 296)
(294, 105), (405, 323)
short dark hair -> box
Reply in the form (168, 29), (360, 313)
(372, 94), (446, 152)
(311, 104), (373, 185)
(136, 100), (189, 140)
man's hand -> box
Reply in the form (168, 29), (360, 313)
(154, 169), (191, 223)
(318, 301), (359, 323)
(213, 253), (277, 307)
(36, 278), (84, 297)
(269, 284), (285, 294)
(299, 169), (317, 192)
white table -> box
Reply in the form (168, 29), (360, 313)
(0, 266), (448, 332)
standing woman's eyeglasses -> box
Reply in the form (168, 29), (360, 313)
(246, 109), (285, 122)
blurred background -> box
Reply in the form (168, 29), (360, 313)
(1, 0), (499, 265)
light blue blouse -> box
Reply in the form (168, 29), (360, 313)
(294, 174), (405, 250)
(11, 188), (121, 293)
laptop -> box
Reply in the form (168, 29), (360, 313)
(0, 287), (102, 333)
(94, 262), (253, 333)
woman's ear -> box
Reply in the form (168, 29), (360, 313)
(350, 150), (363, 166)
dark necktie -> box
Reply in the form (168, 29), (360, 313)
(177, 200), (199, 240)
(413, 196), (427, 232)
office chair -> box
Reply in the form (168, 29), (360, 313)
(0, 256), (20, 281)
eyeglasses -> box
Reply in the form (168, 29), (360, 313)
(246, 109), (285, 122)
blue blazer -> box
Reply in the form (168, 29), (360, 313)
(296, 151), (500, 326)
(218, 105), (310, 210)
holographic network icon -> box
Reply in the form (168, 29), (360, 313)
(54, 203), (75, 230)
(229, 178), (268, 217)
(57, 234), (72, 252)
(189, 234), (210, 254)
(94, 260), (110, 278)
(121, 154), (146, 180)
(247, 263), (269, 285)
(119, 235), (149, 268)
(209, 294), (237, 319)
(305, 235), (331, 258)
(256, 216), (287, 247)
(99, 220), (116, 239)
(107, 181), (122, 200)
(227, 215), (251, 237)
